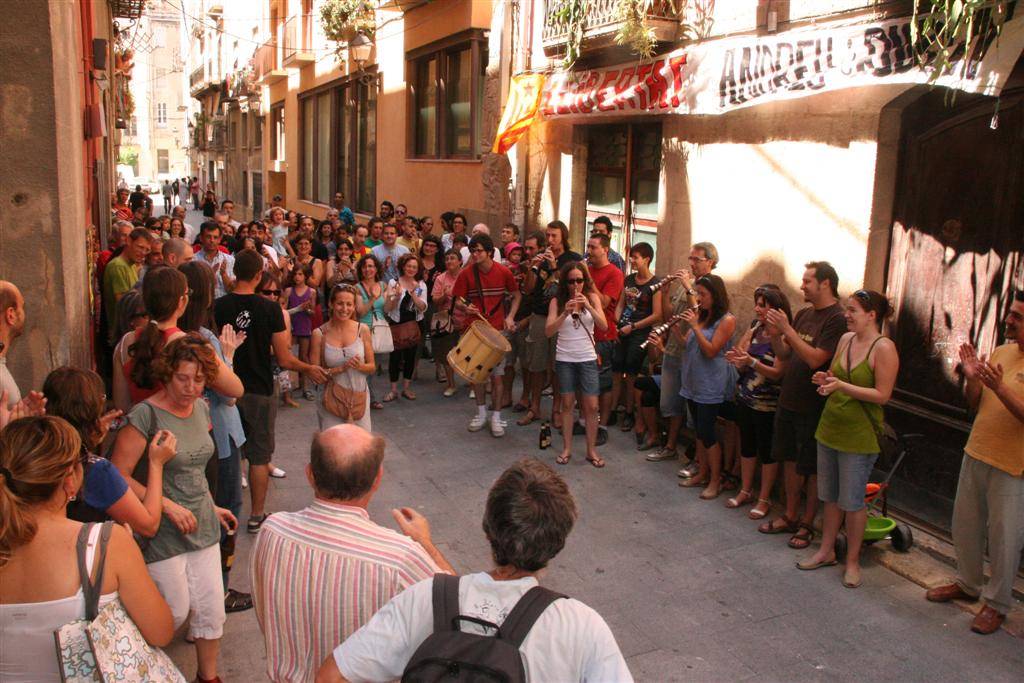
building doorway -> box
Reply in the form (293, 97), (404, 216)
(585, 122), (662, 267)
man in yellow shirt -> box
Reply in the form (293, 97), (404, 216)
(926, 290), (1024, 635)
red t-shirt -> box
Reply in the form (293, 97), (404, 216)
(589, 261), (624, 342)
(452, 261), (517, 331)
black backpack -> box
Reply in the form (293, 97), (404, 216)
(401, 574), (566, 683)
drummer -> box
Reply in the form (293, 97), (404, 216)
(452, 233), (522, 437)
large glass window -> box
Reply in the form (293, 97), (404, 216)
(271, 104), (285, 161)
(407, 32), (487, 159)
(302, 99), (314, 200)
(414, 58), (437, 156)
(298, 74), (377, 212)
(316, 93), (332, 203)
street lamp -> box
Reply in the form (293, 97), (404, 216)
(348, 32), (376, 86)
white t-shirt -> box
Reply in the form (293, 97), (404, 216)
(182, 222), (197, 245)
(0, 356), (20, 408)
(333, 572), (633, 683)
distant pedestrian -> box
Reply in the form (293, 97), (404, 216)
(161, 179), (173, 213)
(129, 184), (147, 213)
(926, 290), (1024, 634)
(190, 177), (200, 210)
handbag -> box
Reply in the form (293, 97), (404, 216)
(317, 324), (368, 421)
(360, 283), (394, 354)
(390, 321), (422, 350)
(54, 523), (186, 683)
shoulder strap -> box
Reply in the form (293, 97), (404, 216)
(431, 573), (461, 633)
(77, 522), (115, 621)
(500, 585), (566, 648)
(472, 264), (505, 318)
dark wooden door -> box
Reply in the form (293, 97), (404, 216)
(885, 89), (1023, 519)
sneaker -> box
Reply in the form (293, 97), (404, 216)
(269, 466), (287, 478)
(490, 416), (505, 437)
(647, 447), (678, 462)
(443, 387), (457, 397)
(469, 389), (476, 400)
(468, 414), (487, 432)
(677, 462), (699, 478)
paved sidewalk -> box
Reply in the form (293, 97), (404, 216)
(168, 375), (1024, 682)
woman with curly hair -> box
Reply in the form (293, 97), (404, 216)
(110, 336), (238, 683)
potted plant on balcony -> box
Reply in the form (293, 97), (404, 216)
(320, 0), (376, 58)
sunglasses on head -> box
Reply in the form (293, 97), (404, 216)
(852, 289), (872, 303)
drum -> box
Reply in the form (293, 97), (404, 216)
(447, 320), (512, 385)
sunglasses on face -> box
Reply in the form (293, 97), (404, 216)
(261, 288), (281, 296)
(566, 278), (585, 284)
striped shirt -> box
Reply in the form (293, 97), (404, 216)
(250, 500), (440, 683)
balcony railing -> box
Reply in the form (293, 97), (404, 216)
(542, 0), (680, 57)
(255, 40), (288, 84)
(282, 15), (315, 67)
(189, 65), (205, 89)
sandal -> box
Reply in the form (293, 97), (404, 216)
(371, 401), (384, 410)
(748, 498), (771, 520)
(247, 513), (269, 534)
(382, 392), (398, 403)
(758, 515), (797, 535)
(401, 390), (417, 400)
(679, 476), (709, 488)
(224, 589), (254, 613)
(586, 455), (606, 468)
(788, 523), (814, 550)
(516, 410), (538, 427)
(720, 474), (740, 492)
(725, 489), (754, 509)
(699, 486), (721, 500)
(556, 452), (571, 465)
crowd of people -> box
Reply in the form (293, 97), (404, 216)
(0, 182), (1021, 682)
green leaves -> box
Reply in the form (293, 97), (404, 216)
(910, 0), (1011, 84)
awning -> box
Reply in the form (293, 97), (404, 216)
(537, 13), (1024, 119)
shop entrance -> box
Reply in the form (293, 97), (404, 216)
(585, 123), (662, 268)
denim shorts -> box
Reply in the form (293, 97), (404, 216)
(555, 360), (600, 397)
(817, 443), (879, 512)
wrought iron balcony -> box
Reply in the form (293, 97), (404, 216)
(255, 40), (288, 85)
(542, 0), (680, 58)
(282, 15), (315, 67)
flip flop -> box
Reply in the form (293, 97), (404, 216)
(586, 455), (605, 468)
(796, 558), (838, 571)
(371, 401), (384, 410)
(401, 390), (417, 400)
(556, 453), (571, 465)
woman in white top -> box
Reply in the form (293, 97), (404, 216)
(310, 285), (376, 432)
(0, 416), (173, 682)
(383, 254), (428, 401)
(545, 262), (608, 468)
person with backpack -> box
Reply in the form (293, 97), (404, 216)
(316, 458), (632, 683)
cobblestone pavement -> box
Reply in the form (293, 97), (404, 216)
(166, 347), (1023, 682)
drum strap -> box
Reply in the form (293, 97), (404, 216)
(472, 264), (506, 319)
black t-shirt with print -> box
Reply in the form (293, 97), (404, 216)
(214, 293), (286, 396)
(528, 250), (583, 316)
(620, 273), (662, 326)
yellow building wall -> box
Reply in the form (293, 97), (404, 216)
(269, 0), (493, 224)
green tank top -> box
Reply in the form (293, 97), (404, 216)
(815, 336), (885, 454)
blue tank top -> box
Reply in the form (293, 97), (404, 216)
(679, 316), (734, 404)
(358, 283), (385, 325)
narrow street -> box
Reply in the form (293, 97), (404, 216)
(166, 382), (1024, 682)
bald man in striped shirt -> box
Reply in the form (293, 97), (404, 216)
(251, 425), (453, 683)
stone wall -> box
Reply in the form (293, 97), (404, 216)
(0, 0), (92, 391)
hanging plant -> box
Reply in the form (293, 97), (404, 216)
(911, 0), (1014, 83)
(550, 0), (587, 68)
(320, 0), (376, 58)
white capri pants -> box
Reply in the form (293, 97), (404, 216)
(146, 543), (226, 639)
